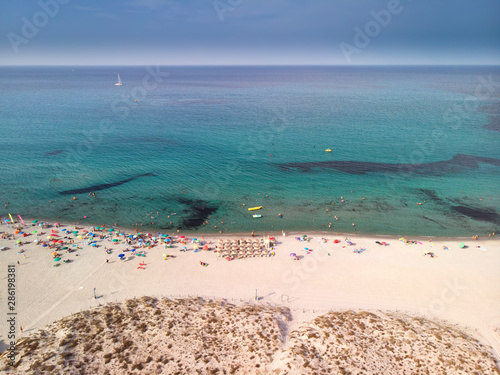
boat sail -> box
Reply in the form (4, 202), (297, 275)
(115, 74), (122, 86)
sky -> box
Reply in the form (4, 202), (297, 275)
(0, 0), (499, 65)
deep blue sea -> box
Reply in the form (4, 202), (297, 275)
(0, 66), (499, 236)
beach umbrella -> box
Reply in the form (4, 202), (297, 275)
(118, 254), (125, 258)
(32, 220), (38, 223)
(42, 244), (47, 247)
(109, 228), (114, 232)
(203, 245), (209, 250)
(113, 239), (119, 242)
(92, 243), (97, 247)
(32, 230), (37, 234)
(62, 247), (68, 250)
(459, 243), (465, 248)
(290, 253), (296, 257)
(334, 239), (340, 243)
(73, 231), (78, 234)
(62, 229), (67, 231)
(52, 252), (58, 255)
(54, 257), (61, 262)
(58, 240), (64, 243)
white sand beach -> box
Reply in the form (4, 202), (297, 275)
(0, 221), (499, 373)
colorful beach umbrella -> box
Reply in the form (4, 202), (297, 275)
(54, 257), (61, 262)
(459, 243), (465, 248)
(32, 220), (38, 223)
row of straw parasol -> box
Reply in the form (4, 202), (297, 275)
(215, 238), (274, 259)
(216, 249), (273, 258)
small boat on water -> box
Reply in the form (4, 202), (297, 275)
(252, 214), (262, 218)
(248, 206), (262, 211)
(115, 74), (123, 86)
(325, 148), (332, 152)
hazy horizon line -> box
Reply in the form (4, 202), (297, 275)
(1, 63), (499, 67)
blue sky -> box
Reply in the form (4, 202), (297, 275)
(1, 0), (499, 65)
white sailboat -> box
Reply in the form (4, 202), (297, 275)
(115, 74), (122, 86)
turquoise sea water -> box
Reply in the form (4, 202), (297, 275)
(0, 66), (499, 236)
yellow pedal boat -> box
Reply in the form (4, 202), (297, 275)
(248, 206), (262, 211)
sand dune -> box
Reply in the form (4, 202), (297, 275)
(1, 297), (499, 374)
